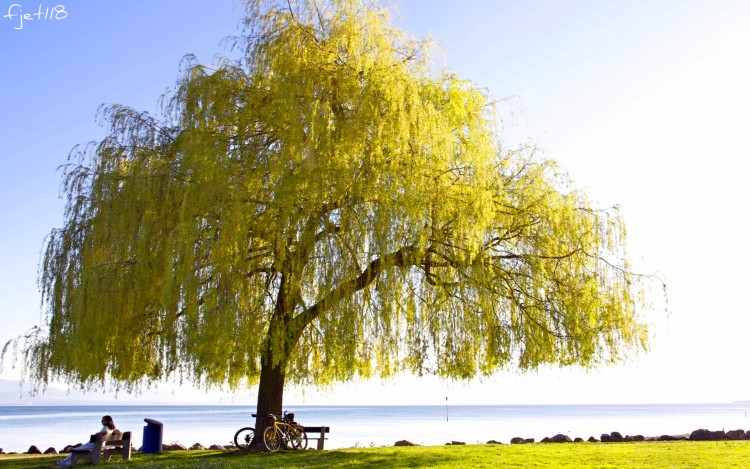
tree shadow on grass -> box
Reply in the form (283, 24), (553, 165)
(0, 447), (490, 469)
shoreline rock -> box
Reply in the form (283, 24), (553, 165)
(394, 440), (419, 447)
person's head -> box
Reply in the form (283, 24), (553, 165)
(101, 415), (115, 430)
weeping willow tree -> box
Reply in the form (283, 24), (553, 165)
(5, 0), (649, 444)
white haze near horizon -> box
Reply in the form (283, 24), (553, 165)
(1, 1), (749, 406)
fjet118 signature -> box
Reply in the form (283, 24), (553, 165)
(4, 3), (68, 30)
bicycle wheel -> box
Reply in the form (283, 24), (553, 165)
(263, 426), (282, 452)
(233, 426), (254, 449)
(291, 426), (308, 450)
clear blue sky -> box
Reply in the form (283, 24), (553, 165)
(2, 0), (749, 405)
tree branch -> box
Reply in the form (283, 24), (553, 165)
(292, 245), (416, 331)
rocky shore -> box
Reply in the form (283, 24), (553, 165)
(399, 428), (750, 446)
(3, 428), (748, 455)
(0, 441), (232, 455)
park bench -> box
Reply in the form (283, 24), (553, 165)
(70, 430), (132, 464)
(303, 426), (331, 450)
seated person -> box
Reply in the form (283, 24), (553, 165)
(56, 415), (116, 467)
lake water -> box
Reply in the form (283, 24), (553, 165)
(1, 403), (749, 453)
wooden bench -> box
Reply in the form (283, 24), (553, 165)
(303, 426), (331, 450)
(70, 430), (132, 464)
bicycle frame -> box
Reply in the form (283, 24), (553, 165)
(262, 412), (308, 452)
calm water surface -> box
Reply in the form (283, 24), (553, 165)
(1, 404), (749, 453)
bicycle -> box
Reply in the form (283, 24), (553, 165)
(233, 413), (256, 449)
(262, 411), (308, 452)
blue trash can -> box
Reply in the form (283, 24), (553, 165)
(142, 418), (163, 454)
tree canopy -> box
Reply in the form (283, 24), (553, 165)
(5, 0), (649, 414)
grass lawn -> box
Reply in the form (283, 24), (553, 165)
(1, 442), (749, 468)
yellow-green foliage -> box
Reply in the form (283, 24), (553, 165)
(8, 0), (648, 392)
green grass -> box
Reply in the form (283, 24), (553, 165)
(1, 442), (749, 469)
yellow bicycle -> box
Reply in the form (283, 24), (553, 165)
(262, 411), (308, 452)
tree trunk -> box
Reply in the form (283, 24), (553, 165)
(249, 271), (299, 450)
(249, 354), (286, 450)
